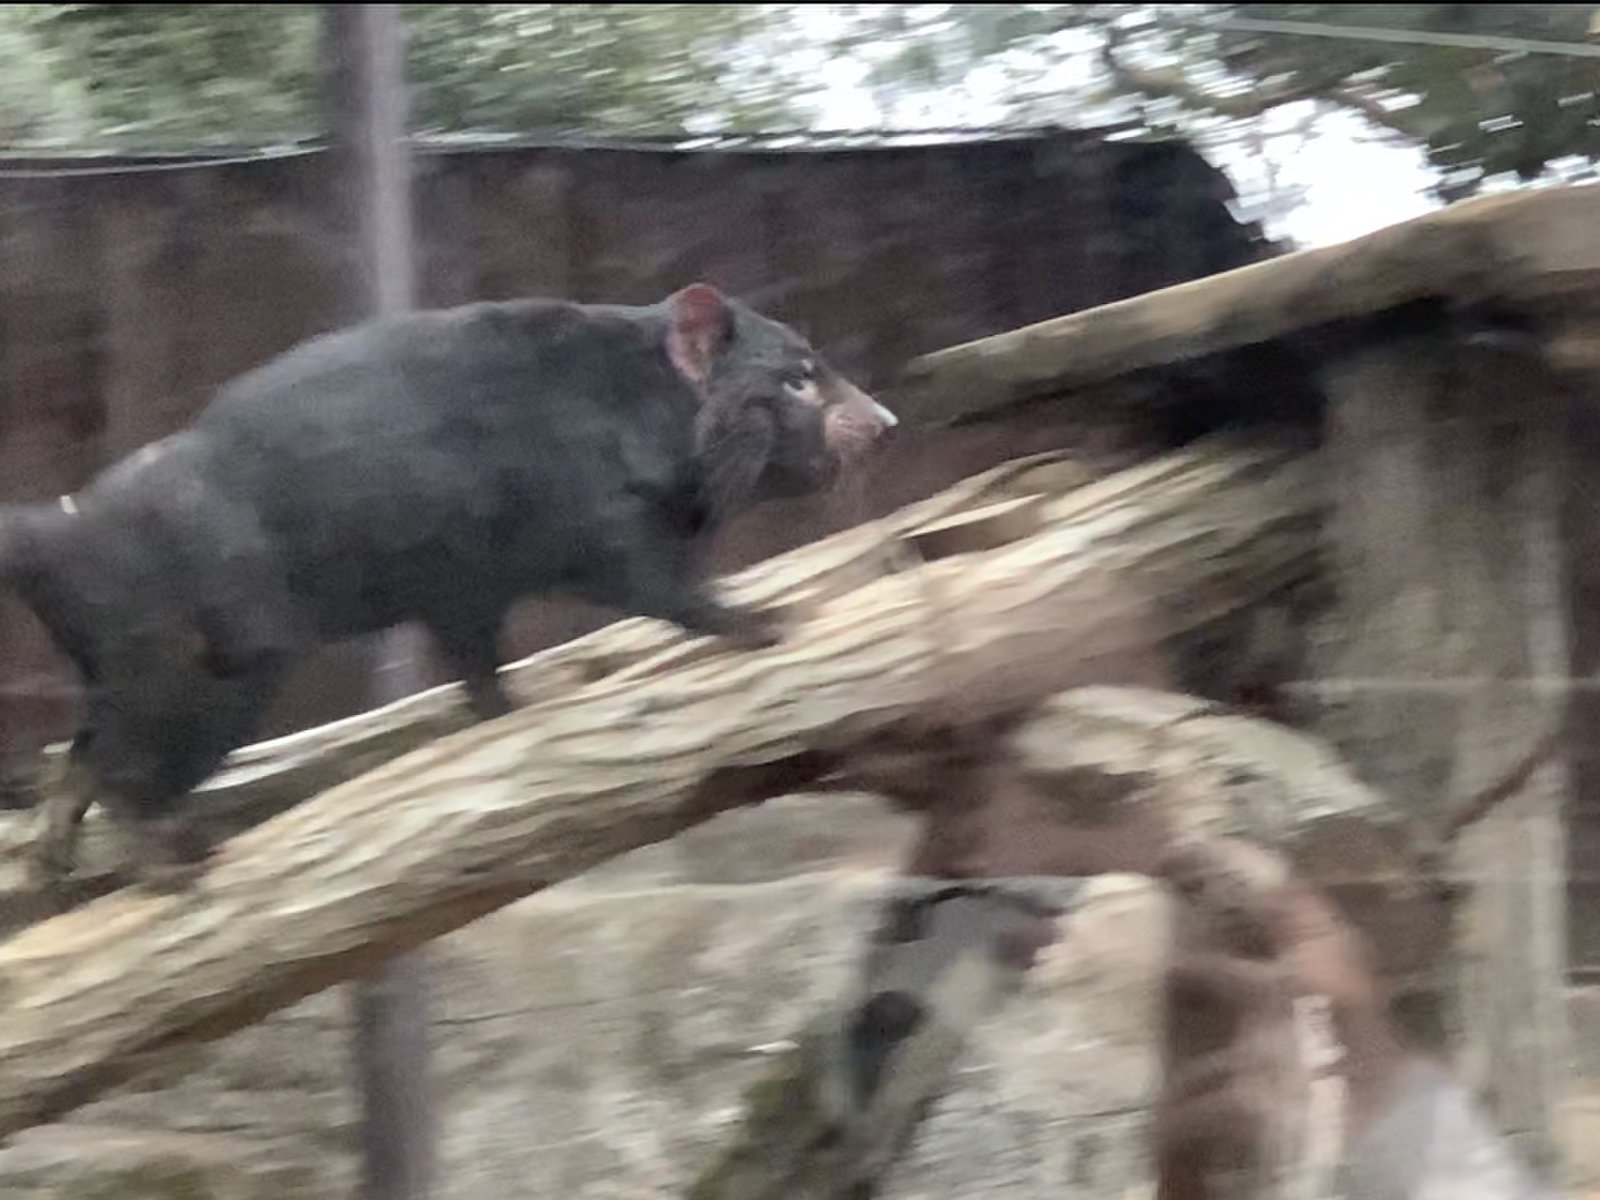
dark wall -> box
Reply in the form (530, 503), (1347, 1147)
(0, 132), (1273, 757)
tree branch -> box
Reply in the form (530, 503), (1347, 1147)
(1101, 40), (1415, 139)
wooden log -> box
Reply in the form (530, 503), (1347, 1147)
(901, 185), (1600, 427)
(1302, 333), (1574, 1179)
(0, 451), (1098, 935)
(0, 437), (1322, 1139)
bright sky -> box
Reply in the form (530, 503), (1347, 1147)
(1206, 103), (1442, 248)
(792, 13), (1446, 251)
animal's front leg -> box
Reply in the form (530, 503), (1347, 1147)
(653, 588), (785, 651)
(606, 547), (785, 651)
(588, 531), (787, 652)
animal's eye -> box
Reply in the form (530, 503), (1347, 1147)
(783, 361), (819, 401)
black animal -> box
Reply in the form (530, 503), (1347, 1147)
(0, 283), (897, 883)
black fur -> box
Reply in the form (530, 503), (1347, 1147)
(2, 285), (894, 873)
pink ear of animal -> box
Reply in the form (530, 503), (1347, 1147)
(666, 283), (731, 385)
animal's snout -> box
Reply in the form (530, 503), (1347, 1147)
(830, 379), (899, 449)
(825, 406), (896, 466)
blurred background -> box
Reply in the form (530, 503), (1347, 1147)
(1, 8), (1599, 1200)
(3, 4), (1597, 244)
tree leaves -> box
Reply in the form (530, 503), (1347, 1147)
(1, 2), (1595, 195)
(0, 3), (783, 149)
(805, 3), (1600, 193)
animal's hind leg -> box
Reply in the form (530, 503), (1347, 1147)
(26, 755), (208, 894)
(107, 662), (286, 892)
(26, 746), (97, 886)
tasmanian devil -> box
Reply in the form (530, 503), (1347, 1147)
(0, 282), (897, 886)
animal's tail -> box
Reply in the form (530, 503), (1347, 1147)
(0, 505), (28, 591)
(0, 503), (68, 812)
(0, 501), (68, 601)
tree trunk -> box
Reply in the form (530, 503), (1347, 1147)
(0, 437), (1321, 1139)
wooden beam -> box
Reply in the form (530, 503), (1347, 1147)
(0, 437), (1323, 1139)
(901, 185), (1600, 427)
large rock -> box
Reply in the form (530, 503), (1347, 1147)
(0, 794), (1167, 1199)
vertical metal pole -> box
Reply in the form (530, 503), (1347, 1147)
(323, 6), (435, 1199)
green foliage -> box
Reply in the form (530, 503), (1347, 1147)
(0, 3), (784, 150)
(826, 3), (1600, 190)
(405, 5), (789, 135)
(4, 4), (321, 146)
(1, 2), (1596, 192)
(1213, 5), (1600, 186)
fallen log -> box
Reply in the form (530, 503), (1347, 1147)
(0, 452), (1099, 934)
(0, 436), (1322, 1139)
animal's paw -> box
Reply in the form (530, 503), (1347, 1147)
(25, 839), (75, 891)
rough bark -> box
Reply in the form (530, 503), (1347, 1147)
(1304, 334), (1574, 1179)
(0, 437), (1322, 1140)
(901, 184), (1600, 426)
